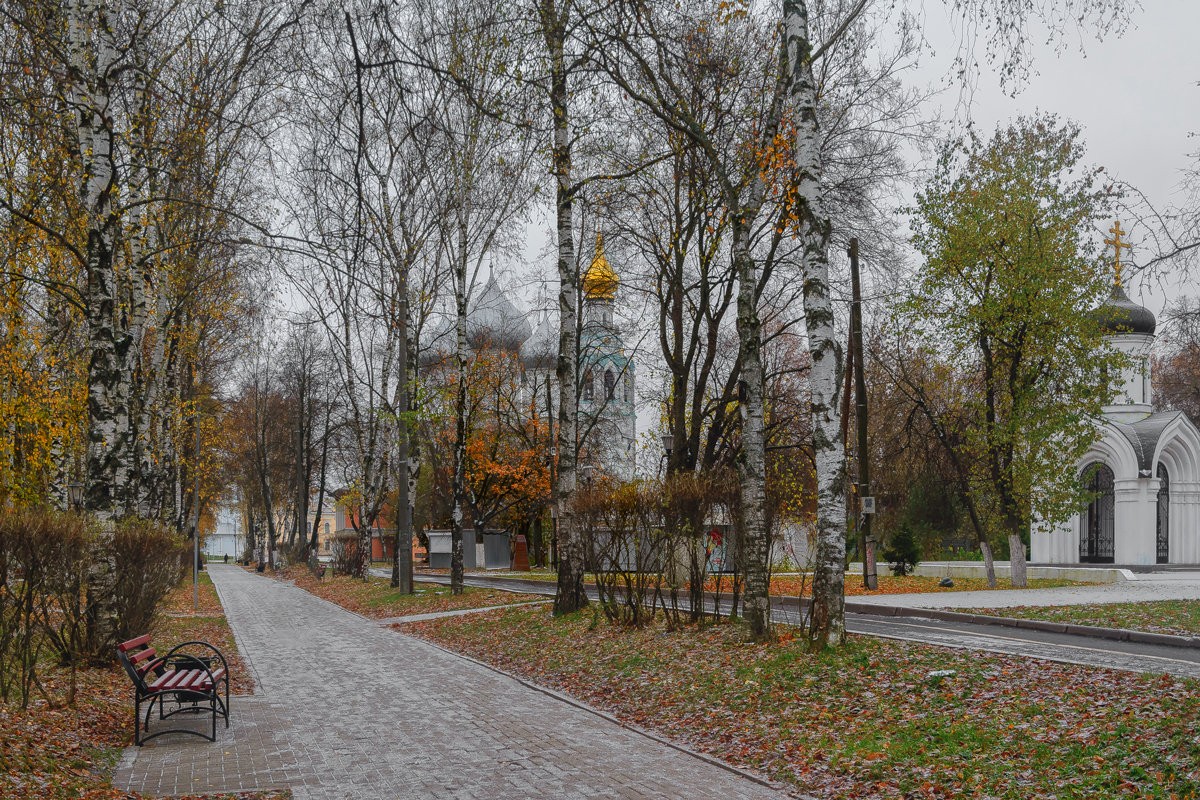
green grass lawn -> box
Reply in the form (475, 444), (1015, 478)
(484, 569), (557, 581)
(399, 606), (1200, 799)
(960, 599), (1200, 637)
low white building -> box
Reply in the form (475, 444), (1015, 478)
(1034, 277), (1200, 565)
(206, 506), (244, 559)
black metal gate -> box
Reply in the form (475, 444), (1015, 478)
(1157, 463), (1170, 564)
(1080, 463), (1115, 563)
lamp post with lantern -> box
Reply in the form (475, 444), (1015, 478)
(67, 482), (85, 513)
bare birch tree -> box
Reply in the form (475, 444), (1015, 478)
(2, 0), (297, 526)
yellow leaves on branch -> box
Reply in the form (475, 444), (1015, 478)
(0, 227), (86, 505)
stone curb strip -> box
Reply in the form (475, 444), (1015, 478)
(848, 602), (1200, 649)
(392, 627), (803, 798)
(373, 599), (553, 626)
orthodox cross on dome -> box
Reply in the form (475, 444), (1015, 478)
(1104, 220), (1131, 287)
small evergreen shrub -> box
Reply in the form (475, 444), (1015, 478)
(882, 522), (922, 577)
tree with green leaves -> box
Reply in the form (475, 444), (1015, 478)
(902, 114), (1126, 586)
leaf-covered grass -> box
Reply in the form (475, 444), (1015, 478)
(1, 572), (276, 800)
(276, 569), (546, 618)
(161, 569), (226, 616)
(400, 606), (1200, 799)
(960, 600), (1200, 637)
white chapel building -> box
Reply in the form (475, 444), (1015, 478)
(1034, 233), (1200, 565)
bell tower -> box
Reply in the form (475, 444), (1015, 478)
(579, 233), (636, 478)
(1095, 222), (1156, 423)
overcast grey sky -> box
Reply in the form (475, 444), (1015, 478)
(892, 0), (1198, 316)
(513, 1), (1198, 317)
(499, 1), (1200, 459)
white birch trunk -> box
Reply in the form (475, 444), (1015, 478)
(69, 0), (132, 520)
(46, 296), (70, 510)
(785, 0), (846, 647)
(540, 8), (587, 615)
(128, 59), (162, 518)
(731, 221), (771, 638)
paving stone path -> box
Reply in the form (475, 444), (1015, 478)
(113, 565), (787, 799)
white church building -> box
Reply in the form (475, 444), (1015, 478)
(421, 235), (637, 481)
(1034, 233), (1200, 565)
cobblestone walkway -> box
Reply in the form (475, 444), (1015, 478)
(113, 565), (786, 799)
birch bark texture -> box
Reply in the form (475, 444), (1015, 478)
(589, 0), (796, 638)
(392, 288), (413, 593)
(451, 206), (471, 594)
(4, 0), (297, 524)
(784, 0), (845, 648)
(539, 0), (588, 615)
(68, 0), (130, 519)
(419, 0), (541, 592)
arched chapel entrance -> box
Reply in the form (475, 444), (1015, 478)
(1080, 463), (1115, 563)
(1157, 463), (1170, 564)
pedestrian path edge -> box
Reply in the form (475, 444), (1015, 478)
(388, 625), (798, 797)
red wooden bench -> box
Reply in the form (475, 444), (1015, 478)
(116, 634), (230, 746)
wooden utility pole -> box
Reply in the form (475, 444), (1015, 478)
(848, 239), (876, 590)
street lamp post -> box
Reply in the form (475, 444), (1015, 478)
(549, 503), (558, 570)
(542, 452), (555, 570)
(192, 407), (202, 613)
(661, 433), (674, 475)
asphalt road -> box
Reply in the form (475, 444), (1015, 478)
(375, 570), (1200, 680)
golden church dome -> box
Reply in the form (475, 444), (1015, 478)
(583, 233), (618, 300)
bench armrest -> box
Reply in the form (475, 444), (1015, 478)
(163, 640), (229, 678)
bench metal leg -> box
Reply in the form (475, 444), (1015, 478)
(135, 691), (221, 746)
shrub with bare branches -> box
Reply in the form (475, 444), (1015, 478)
(575, 471), (736, 628)
(0, 509), (186, 708)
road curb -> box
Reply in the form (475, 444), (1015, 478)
(848, 603), (1200, 650)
